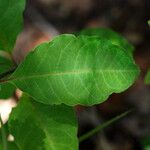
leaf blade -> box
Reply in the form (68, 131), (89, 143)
(78, 28), (134, 56)
(0, 56), (15, 99)
(0, 0), (25, 51)
(8, 34), (139, 106)
(145, 70), (150, 84)
(8, 95), (78, 150)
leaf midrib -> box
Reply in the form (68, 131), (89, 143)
(7, 68), (138, 82)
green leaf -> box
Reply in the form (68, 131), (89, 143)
(7, 34), (139, 106)
(145, 70), (150, 84)
(0, 141), (19, 150)
(0, 0), (25, 51)
(78, 28), (134, 56)
(8, 95), (78, 150)
(0, 133), (19, 150)
(148, 20), (150, 26)
(0, 56), (15, 99)
(0, 82), (15, 99)
(0, 117), (19, 150)
(0, 57), (12, 74)
(142, 136), (150, 150)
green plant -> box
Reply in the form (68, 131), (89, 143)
(0, 0), (140, 150)
(142, 69), (150, 149)
(78, 109), (133, 142)
(141, 136), (150, 150)
(145, 69), (150, 84)
(140, 19), (150, 150)
(144, 20), (150, 84)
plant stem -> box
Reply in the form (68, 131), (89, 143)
(79, 109), (134, 143)
(0, 114), (8, 150)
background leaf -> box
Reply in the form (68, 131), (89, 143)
(145, 70), (150, 84)
(0, 56), (12, 74)
(8, 34), (139, 106)
(0, 119), (19, 150)
(78, 28), (134, 56)
(142, 136), (150, 150)
(0, 82), (15, 99)
(0, 135), (19, 150)
(0, 0), (25, 51)
(0, 56), (15, 99)
(8, 95), (78, 150)
(0, 141), (19, 150)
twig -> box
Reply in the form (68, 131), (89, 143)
(79, 109), (134, 143)
(0, 114), (8, 150)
